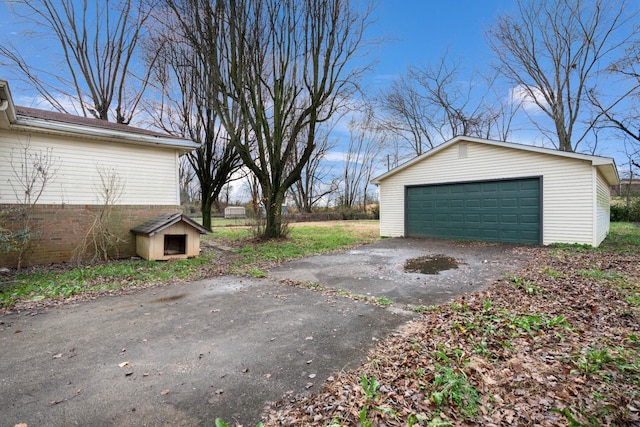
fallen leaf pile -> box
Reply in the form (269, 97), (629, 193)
(262, 247), (640, 426)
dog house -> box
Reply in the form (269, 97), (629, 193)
(130, 213), (209, 261)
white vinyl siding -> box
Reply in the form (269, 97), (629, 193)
(378, 142), (596, 246)
(595, 171), (610, 246)
(0, 130), (180, 205)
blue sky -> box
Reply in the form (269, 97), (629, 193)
(371, 0), (512, 78)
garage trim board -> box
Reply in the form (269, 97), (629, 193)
(405, 177), (542, 244)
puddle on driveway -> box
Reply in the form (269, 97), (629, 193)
(404, 255), (458, 274)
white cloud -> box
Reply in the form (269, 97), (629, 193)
(510, 85), (548, 115)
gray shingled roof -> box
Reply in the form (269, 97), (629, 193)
(131, 213), (209, 236)
(15, 106), (175, 138)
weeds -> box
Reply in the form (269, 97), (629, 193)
(430, 366), (480, 418)
(360, 375), (380, 400)
(413, 304), (439, 313)
(510, 276), (543, 295)
(576, 346), (612, 377)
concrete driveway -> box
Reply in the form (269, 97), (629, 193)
(0, 238), (526, 426)
(270, 237), (528, 308)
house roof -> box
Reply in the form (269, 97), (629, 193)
(131, 213), (209, 236)
(371, 136), (620, 186)
(0, 79), (198, 153)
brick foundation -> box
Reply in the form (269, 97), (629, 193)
(0, 204), (181, 268)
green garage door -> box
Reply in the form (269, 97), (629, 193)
(406, 178), (541, 244)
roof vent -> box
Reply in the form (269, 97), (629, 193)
(458, 143), (468, 159)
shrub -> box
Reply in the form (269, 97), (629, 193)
(611, 198), (640, 222)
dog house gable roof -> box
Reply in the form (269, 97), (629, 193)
(131, 213), (209, 236)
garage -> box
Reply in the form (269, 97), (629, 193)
(406, 178), (541, 244)
(372, 136), (619, 247)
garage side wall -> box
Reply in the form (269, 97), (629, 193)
(595, 170), (611, 246)
(378, 142), (595, 245)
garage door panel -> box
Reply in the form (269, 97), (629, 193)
(500, 214), (518, 224)
(520, 180), (539, 191)
(465, 199), (481, 208)
(482, 214), (499, 223)
(521, 214), (540, 224)
(465, 214), (481, 223)
(501, 198), (517, 208)
(481, 229), (499, 239)
(406, 178), (540, 244)
(464, 183), (482, 193)
(482, 198), (498, 208)
(501, 181), (518, 192)
(450, 199), (464, 208)
(521, 197), (539, 207)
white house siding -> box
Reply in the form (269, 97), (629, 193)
(0, 130), (180, 206)
(378, 142), (596, 245)
(595, 170), (611, 246)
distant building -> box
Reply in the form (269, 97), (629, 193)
(611, 178), (640, 197)
(224, 206), (246, 218)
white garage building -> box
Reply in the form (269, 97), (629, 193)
(371, 136), (619, 247)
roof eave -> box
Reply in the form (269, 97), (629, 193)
(0, 79), (17, 127)
(11, 117), (199, 153)
(371, 136), (621, 185)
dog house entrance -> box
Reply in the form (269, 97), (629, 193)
(164, 234), (187, 255)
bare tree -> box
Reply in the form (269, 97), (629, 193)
(73, 166), (125, 263)
(379, 74), (435, 156)
(379, 54), (510, 158)
(178, 156), (196, 207)
(288, 125), (339, 213)
(587, 39), (640, 167)
(487, 0), (636, 152)
(167, 0), (373, 238)
(0, 0), (155, 123)
(147, 7), (244, 230)
(340, 115), (386, 211)
(4, 140), (59, 269)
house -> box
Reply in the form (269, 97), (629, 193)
(131, 213), (208, 261)
(0, 79), (199, 267)
(371, 136), (620, 247)
(611, 178), (640, 197)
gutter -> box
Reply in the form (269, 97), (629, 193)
(11, 116), (199, 153)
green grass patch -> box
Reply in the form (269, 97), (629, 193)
(549, 222), (640, 255)
(577, 268), (623, 280)
(1, 222), (379, 308)
(219, 224), (378, 266)
(600, 222), (640, 253)
(542, 266), (566, 279)
(0, 257), (212, 307)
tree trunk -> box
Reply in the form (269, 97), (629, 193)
(201, 193), (213, 231)
(263, 190), (285, 238)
